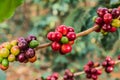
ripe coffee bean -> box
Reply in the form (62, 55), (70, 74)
(25, 48), (35, 58)
(105, 66), (113, 73)
(29, 56), (37, 63)
(95, 17), (103, 25)
(111, 8), (120, 18)
(60, 36), (69, 44)
(27, 35), (37, 42)
(60, 44), (72, 54)
(47, 32), (55, 41)
(67, 27), (74, 32)
(0, 64), (8, 70)
(108, 60), (115, 66)
(56, 25), (68, 35)
(66, 32), (76, 41)
(87, 61), (94, 67)
(55, 32), (62, 42)
(18, 40), (28, 49)
(105, 56), (112, 62)
(51, 42), (61, 51)
(102, 61), (107, 67)
(97, 7), (108, 17)
(102, 24), (111, 31)
(118, 55), (120, 60)
(110, 27), (117, 32)
(103, 13), (112, 24)
(17, 53), (26, 62)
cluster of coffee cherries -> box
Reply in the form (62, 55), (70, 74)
(93, 7), (120, 35)
(63, 69), (74, 80)
(102, 56), (115, 73)
(84, 61), (102, 80)
(47, 25), (76, 55)
(46, 72), (59, 80)
(0, 35), (39, 70)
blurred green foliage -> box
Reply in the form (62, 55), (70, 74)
(0, 0), (120, 80)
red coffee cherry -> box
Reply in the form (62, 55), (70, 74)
(66, 32), (76, 41)
(95, 17), (103, 25)
(97, 7), (108, 17)
(60, 44), (72, 55)
(56, 25), (68, 35)
(67, 27), (74, 32)
(103, 13), (112, 24)
(51, 42), (61, 51)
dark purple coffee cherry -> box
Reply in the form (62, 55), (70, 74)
(18, 40), (28, 50)
(17, 53), (26, 62)
(26, 35), (37, 42)
(25, 48), (35, 58)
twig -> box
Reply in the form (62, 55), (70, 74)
(35, 25), (99, 50)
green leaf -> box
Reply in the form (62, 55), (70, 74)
(0, 0), (24, 22)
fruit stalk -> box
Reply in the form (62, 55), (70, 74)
(35, 25), (99, 50)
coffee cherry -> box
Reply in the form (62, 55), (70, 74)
(68, 41), (74, 45)
(17, 53), (26, 62)
(25, 48), (35, 58)
(2, 59), (9, 67)
(0, 48), (10, 58)
(105, 66), (113, 73)
(102, 61), (107, 67)
(28, 56), (37, 63)
(10, 40), (18, 46)
(108, 60), (115, 66)
(11, 46), (20, 56)
(60, 44), (72, 54)
(86, 74), (91, 79)
(0, 64), (8, 70)
(118, 55), (120, 60)
(102, 24), (111, 31)
(18, 37), (26, 42)
(27, 35), (37, 42)
(67, 27), (74, 32)
(111, 19), (120, 28)
(0, 57), (3, 63)
(87, 61), (94, 67)
(18, 40), (28, 50)
(97, 7), (108, 17)
(51, 42), (61, 51)
(56, 25), (68, 35)
(92, 74), (98, 80)
(8, 54), (16, 62)
(29, 40), (39, 48)
(47, 32), (55, 41)
(95, 17), (103, 25)
(103, 13), (112, 23)
(60, 36), (69, 44)
(110, 27), (117, 32)
(111, 8), (120, 18)
(3, 42), (12, 50)
(55, 32), (62, 42)
(67, 32), (76, 41)
(105, 56), (112, 62)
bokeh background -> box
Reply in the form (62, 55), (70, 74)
(0, 0), (120, 80)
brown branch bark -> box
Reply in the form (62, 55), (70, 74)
(35, 25), (99, 50)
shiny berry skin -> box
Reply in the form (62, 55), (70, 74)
(18, 37), (26, 42)
(103, 13), (112, 23)
(118, 55), (120, 60)
(92, 75), (98, 80)
(26, 35), (37, 42)
(108, 60), (115, 66)
(110, 27), (117, 32)
(95, 17), (103, 25)
(8, 54), (16, 62)
(60, 44), (72, 54)
(2, 59), (9, 67)
(47, 32), (56, 41)
(29, 56), (37, 63)
(29, 40), (39, 48)
(102, 24), (111, 31)
(105, 56), (112, 62)
(18, 40), (28, 50)
(25, 48), (35, 58)
(111, 8), (120, 18)
(105, 66), (113, 73)
(11, 46), (20, 56)
(0, 48), (10, 58)
(67, 32), (76, 41)
(56, 25), (68, 35)
(60, 36), (69, 44)
(102, 61), (107, 67)
(67, 27), (74, 32)
(54, 32), (62, 42)
(86, 74), (91, 79)
(51, 42), (61, 51)
(17, 53), (26, 62)
(87, 61), (94, 67)
(97, 7), (108, 17)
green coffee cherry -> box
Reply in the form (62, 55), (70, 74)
(29, 40), (39, 48)
(60, 36), (69, 44)
(2, 59), (9, 67)
(0, 57), (3, 63)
